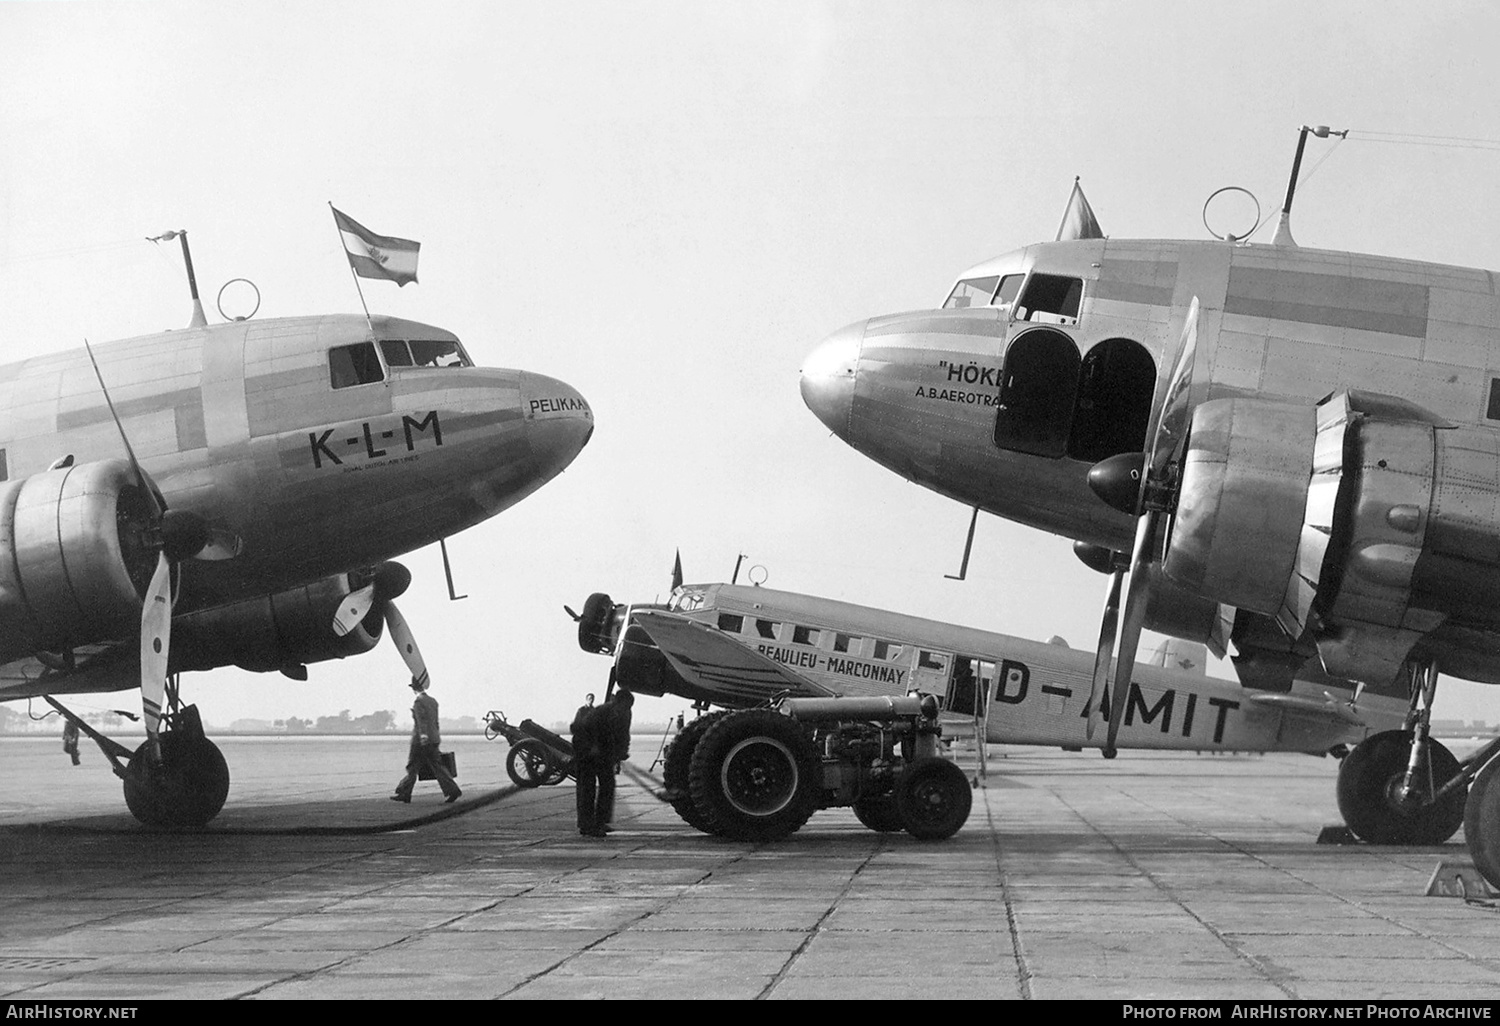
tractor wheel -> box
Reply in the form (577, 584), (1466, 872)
(896, 758), (972, 840)
(663, 712), (728, 832)
(1463, 755), (1500, 892)
(688, 709), (819, 841)
(1337, 730), (1466, 845)
(852, 794), (904, 833)
(122, 734), (230, 829)
(506, 739), (555, 788)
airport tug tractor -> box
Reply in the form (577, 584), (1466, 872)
(663, 694), (973, 842)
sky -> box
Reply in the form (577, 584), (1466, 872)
(3, 0), (1500, 734)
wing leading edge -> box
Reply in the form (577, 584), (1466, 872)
(630, 610), (836, 705)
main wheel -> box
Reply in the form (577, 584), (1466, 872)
(506, 739), (555, 788)
(853, 794), (904, 833)
(896, 758), (972, 840)
(688, 709), (819, 841)
(1463, 755), (1500, 891)
(122, 734), (230, 828)
(1337, 730), (1466, 845)
(663, 712), (727, 832)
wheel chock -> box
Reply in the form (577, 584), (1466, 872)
(1424, 860), (1498, 899)
(1316, 825), (1359, 845)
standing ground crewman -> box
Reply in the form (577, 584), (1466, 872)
(392, 676), (461, 804)
(598, 689), (633, 832)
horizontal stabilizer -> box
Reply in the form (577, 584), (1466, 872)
(631, 610), (835, 704)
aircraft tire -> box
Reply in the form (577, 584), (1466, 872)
(1336, 730), (1466, 845)
(662, 712), (728, 833)
(1463, 755), (1500, 891)
(506, 739), (555, 788)
(852, 794), (904, 833)
(688, 709), (819, 842)
(896, 758), (972, 840)
(122, 734), (230, 829)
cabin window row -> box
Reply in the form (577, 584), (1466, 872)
(714, 612), (912, 662)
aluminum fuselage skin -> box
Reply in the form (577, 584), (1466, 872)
(802, 238), (1500, 685)
(0, 313), (593, 623)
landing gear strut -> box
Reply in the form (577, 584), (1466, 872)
(45, 692), (230, 829)
(1336, 662), (1466, 846)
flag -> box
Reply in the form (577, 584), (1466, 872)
(331, 206), (420, 286)
(1055, 178), (1104, 242)
(671, 550), (684, 591)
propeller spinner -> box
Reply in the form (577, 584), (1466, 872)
(332, 561), (428, 687)
(1084, 298), (1202, 757)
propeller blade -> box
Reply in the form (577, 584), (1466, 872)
(1104, 511), (1160, 756)
(333, 584), (376, 637)
(139, 552), (172, 755)
(1086, 569), (1124, 741)
(564, 605), (581, 622)
(1149, 297), (1201, 479)
(384, 600), (428, 688)
(83, 339), (162, 519)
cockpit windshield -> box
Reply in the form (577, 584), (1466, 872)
(668, 587), (709, 612)
(379, 338), (472, 369)
(942, 273), (1024, 311)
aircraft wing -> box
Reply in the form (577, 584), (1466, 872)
(0, 642), (136, 703)
(630, 610), (836, 704)
(1243, 690), (1365, 726)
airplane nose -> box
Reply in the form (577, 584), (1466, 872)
(520, 372), (594, 476)
(801, 319), (864, 439)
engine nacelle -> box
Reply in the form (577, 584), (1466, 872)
(1163, 397), (1317, 616)
(0, 459), (158, 660)
(1162, 390), (1500, 683)
(171, 575), (383, 674)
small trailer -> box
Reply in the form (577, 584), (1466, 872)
(483, 711), (576, 788)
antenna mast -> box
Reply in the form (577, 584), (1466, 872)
(147, 229), (208, 328)
(1272, 125), (1347, 247)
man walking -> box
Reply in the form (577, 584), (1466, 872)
(392, 676), (461, 804)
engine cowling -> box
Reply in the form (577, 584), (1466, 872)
(171, 574), (383, 674)
(0, 459), (159, 661)
(1162, 390), (1500, 683)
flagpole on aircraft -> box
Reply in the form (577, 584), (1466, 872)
(328, 202), (376, 337)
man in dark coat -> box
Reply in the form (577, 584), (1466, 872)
(392, 676), (461, 803)
(597, 689), (633, 831)
(571, 694), (607, 836)
(572, 689), (634, 836)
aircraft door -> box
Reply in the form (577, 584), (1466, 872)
(943, 656), (994, 717)
(1068, 338), (1156, 463)
(911, 649), (951, 695)
(993, 328), (1080, 457)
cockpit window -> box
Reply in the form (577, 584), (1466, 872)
(942, 276), (999, 309)
(994, 273), (1024, 309)
(380, 340), (414, 367)
(1017, 274), (1083, 323)
(670, 587), (708, 612)
(328, 342), (385, 389)
(377, 339), (472, 369)
(410, 340), (469, 368)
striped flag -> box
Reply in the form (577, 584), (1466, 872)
(331, 207), (420, 286)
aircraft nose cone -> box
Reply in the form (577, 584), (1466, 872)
(801, 319), (864, 439)
(520, 372), (594, 476)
